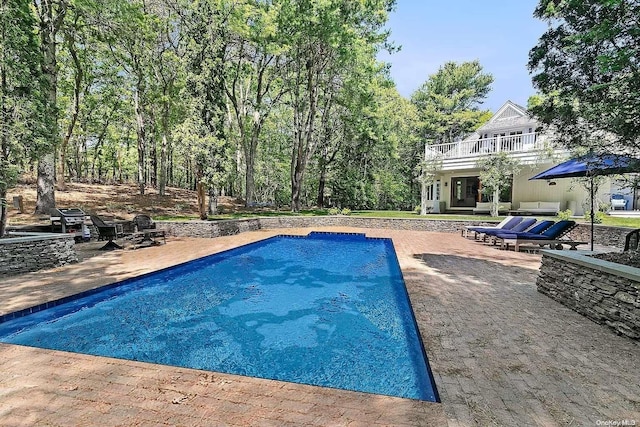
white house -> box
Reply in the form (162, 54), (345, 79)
(424, 101), (635, 215)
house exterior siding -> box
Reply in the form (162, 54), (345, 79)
(425, 100), (624, 214)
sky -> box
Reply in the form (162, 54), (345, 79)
(378, 1), (548, 112)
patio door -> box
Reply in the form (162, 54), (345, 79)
(450, 177), (479, 207)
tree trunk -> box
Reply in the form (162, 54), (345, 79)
(58, 31), (82, 191)
(290, 140), (306, 212)
(208, 187), (217, 215)
(134, 81), (145, 195)
(491, 188), (500, 217)
(36, 153), (56, 214)
(35, 0), (65, 214)
(197, 181), (207, 220)
(159, 100), (169, 196)
(245, 145), (255, 206)
(420, 179), (429, 215)
(0, 188), (7, 238)
(148, 108), (157, 188)
(316, 166), (326, 208)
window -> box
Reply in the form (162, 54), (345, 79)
(426, 182), (441, 200)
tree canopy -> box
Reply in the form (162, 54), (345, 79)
(411, 61), (493, 144)
(1, 0), (512, 234)
(529, 0), (640, 155)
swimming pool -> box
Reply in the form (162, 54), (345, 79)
(0, 232), (438, 401)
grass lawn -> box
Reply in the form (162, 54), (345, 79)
(156, 209), (640, 228)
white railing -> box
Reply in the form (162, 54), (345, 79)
(425, 132), (547, 160)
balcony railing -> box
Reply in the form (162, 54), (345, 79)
(425, 132), (547, 160)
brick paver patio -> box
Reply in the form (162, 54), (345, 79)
(1, 227), (638, 426)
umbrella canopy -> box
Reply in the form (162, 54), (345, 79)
(529, 153), (640, 251)
(530, 153), (640, 180)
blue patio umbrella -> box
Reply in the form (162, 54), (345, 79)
(529, 153), (640, 250)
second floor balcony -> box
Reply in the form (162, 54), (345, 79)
(425, 132), (560, 170)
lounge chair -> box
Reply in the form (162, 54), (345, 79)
(90, 214), (125, 250)
(131, 214), (166, 247)
(480, 217), (538, 244)
(624, 229), (640, 251)
(494, 220), (585, 251)
(462, 216), (523, 240)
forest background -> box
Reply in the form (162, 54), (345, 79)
(2, 0), (639, 236)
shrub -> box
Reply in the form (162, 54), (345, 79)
(328, 207), (340, 215)
(557, 209), (573, 220)
(341, 208), (351, 216)
(585, 210), (606, 224)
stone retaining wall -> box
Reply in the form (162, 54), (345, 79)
(157, 216), (498, 238)
(159, 218), (263, 238)
(537, 251), (640, 339)
(157, 216), (633, 249)
(0, 233), (78, 277)
(567, 224), (633, 249)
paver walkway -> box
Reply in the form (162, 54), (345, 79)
(0, 227), (638, 426)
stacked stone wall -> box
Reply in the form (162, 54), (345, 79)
(157, 217), (634, 249)
(567, 224), (632, 249)
(157, 216), (498, 237)
(537, 251), (640, 339)
(0, 234), (78, 277)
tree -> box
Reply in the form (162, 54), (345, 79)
(223, 0), (287, 207)
(1, 0), (47, 235)
(33, 0), (68, 214)
(412, 61), (493, 215)
(100, 0), (161, 196)
(476, 152), (521, 217)
(329, 80), (420, 211)
(56, 0), (92, 190)
(279, 0), (395, 211)
(529, 0), (640, 155)
(412, 61), (493, 144)
(146, 0), (184, 196)
(180, 0), (233, 218)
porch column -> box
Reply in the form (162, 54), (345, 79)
(432, 179), (441, 213)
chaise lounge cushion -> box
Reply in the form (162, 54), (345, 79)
(496, 220), (575, 241)
(516, 201), (560, 215)
(473, 201), (512, 214)
(518, 202), (539, 211)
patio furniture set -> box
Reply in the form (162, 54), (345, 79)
(90, 214), (166, 250)
(462, 216), (585, 252)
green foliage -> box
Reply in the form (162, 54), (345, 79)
(557, 209), (573, 220)
(1, 0), (50, 232)
(340, 208), (351, 216)
(411, 61), (493, 144)
(476, 152), (521, 216)
(328, 207), (340, 215)
(2, 0), (429, 217)
(585, 210), (606, 224)
(529, 0), (640, 155)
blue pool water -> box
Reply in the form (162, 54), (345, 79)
(0, 232), (438, 401)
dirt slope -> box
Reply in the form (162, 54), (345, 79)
(5, 182), (243, 225)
